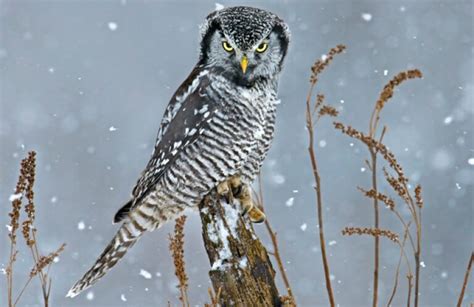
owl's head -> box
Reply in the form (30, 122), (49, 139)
(199, 6), (290, 87)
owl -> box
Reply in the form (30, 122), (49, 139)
(67, 6), (290, 297)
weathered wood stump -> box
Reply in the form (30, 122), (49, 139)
(199, 190), (281, 306)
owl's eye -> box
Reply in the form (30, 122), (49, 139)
(255, 42), (268, 53)
(222, 41), (234, 52)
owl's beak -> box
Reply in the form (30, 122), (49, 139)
(240, 56), (248, 74)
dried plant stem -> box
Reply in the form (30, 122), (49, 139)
(387, 222), (412, 307)
(169, 216), (190, 307)
(5, 151), (65, 307)
(306, 86), (335, 307)
(456, 252), (473, 307)
(256, 175), (295, 303)
(303, 45), (345, 307)
(407, 274), (413, 307)
(370, 150), (380, 307)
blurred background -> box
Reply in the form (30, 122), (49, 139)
(0, 0), (472, 306)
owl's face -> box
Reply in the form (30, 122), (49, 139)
(199, 6), (290, 87)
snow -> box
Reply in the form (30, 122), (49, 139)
(120, 294), (127, 301)
(441, 271), (448, 279)
(285, 197), (295, 207)
(239, 257), (248, 268)
(9, 193), (22, 202)
(431, 149), (454, 170)
(86, 291), (94, 300)
(48, 67), (55, 73)
(361, 167), (366, 172)
(215, 3), (224, 11)
(272, 174), (285, 185)
(209, 200), (241, 270)
(319, 140), (327, 148)
(109, 126), (118, 132)
(6, 224), (12, 232)
(443, 116), (453, 125)
(300, 223), (307, 231)
(468, 158), (474, 165)
(107, 22), (118, 31)
(77, 221), (85, 230)
(420, 261), (426, 268)
(361, 13), (372, 22)
(50, 196), (58, 203)
(139, 269), (152, 279)
(383, 69), (388, 76)
(328, 240), (337, 246)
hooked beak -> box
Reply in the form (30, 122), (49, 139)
(240, 55), (248, 74)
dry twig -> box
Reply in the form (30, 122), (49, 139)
(5, 151), (66, 307)
(304, 44), (346, 307)
(456, 252), (473, 307)
(169, 215), (190, 307)
(255, 175), (295, 304)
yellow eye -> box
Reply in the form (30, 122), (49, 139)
(256, 42), (268, 53)
(222, 41), (234, 52)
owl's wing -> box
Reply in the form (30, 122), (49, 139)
(130, 68), (218, 209)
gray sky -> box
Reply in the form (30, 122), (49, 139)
(0, 1), (472, 306)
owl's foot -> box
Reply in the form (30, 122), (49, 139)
(217, 175), (265, 223)
(248, 206), (266, 224)
(239, 184), (266, 223)
(217, 175), (242, 202)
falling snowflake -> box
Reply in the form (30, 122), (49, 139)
(120, 294), (127, 301)
(109, 126), (118, 132)
(86, 291), (94, 300)
(300, 223), (307, 231)
(77, 221), (85, 231)
(108, 22), (118, 31)
(443, 116), (453, 125)
(285, 197), (295, 207)
(139, 269), (152, 279)
(361, 13), (372, 22)
(467, 158), (474, 165)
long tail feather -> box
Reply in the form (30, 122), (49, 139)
(66, 221), (144, 297)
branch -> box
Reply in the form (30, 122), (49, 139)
(199, 189), (281, 306)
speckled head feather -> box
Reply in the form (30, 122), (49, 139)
(199, 6), (290, 59)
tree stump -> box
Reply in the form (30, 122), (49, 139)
(199, 190), (281, 306)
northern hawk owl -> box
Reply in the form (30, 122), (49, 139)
(68, 6), (290, 297)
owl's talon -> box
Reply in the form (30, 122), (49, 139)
(248, 207), (266, 223)
(217, 181), (230, 196)
(241, 198), (254, 216)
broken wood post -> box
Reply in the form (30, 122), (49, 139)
(199, 190), (282, 306)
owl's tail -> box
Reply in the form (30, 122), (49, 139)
(66, 220), (146, 298)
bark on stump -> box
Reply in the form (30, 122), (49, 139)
(199, 190), (281, 306)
